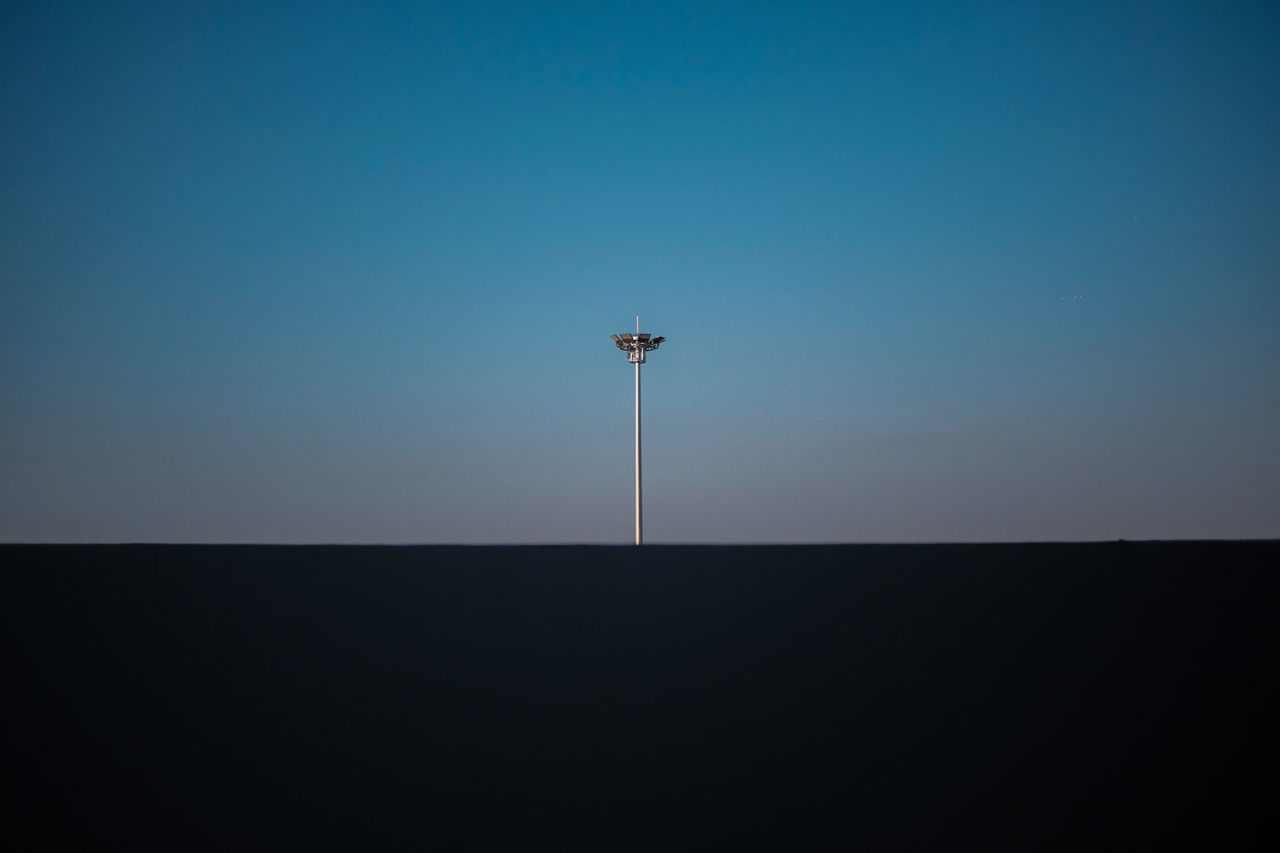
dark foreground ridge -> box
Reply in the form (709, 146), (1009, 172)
(6, 542), (1277, 848)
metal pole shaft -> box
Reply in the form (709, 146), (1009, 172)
(635, 358), (642, 545)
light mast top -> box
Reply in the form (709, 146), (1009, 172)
(610, 320), (666, 364)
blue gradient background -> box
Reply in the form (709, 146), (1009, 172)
(3, 1), (1277, 543)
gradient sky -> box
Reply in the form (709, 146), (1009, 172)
(3, 0), (1277, 543)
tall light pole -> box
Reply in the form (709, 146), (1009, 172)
(611, 317), (666, 545)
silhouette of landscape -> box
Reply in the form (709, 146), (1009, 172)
(6, 542), (1275, 847)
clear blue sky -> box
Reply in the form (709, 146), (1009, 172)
(3, 1), (1277, 542)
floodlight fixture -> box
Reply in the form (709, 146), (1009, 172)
(610, 316), (666, 545)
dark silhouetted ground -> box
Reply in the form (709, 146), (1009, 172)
(4, 543), (1276, 848)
